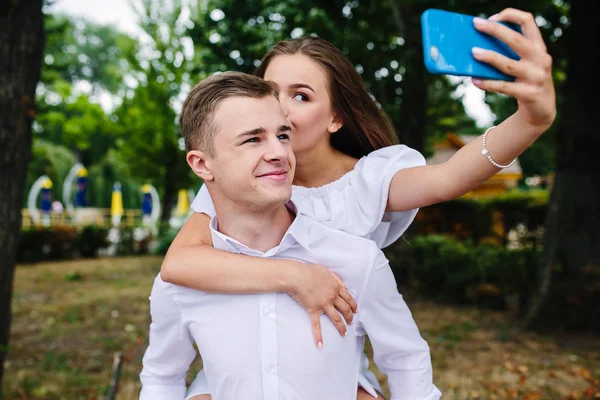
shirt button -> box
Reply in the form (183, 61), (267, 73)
(263, 309), (271, 317)
(265, 364), (273, 372)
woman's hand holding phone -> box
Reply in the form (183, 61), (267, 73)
(472, 8), (556, 131)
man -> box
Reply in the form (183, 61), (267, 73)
(139, 72), (441, 400)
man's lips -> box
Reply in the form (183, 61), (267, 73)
(256, 170), (288, 181)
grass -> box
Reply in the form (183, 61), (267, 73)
(5, 256), (600, 399)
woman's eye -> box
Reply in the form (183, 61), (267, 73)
(292, 93), (308, 102)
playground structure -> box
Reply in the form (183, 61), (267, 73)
(22, 163), (193, 231)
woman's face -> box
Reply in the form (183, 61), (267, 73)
(263, 54), (341, 156)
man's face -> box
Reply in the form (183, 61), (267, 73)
(203, 95), (295, 212)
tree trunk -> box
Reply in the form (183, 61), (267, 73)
(159, 148), (178, 226)
(524, 1), (600, 330)
(396, 2), (427, 152)
(0, 0), (45, 391)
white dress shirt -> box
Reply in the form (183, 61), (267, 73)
(140, 205), (441, 400)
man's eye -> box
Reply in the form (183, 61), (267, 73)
(243, 137), (260, 144)
(278, 134), (290, 140)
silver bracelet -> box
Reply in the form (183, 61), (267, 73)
(481, 126), (517, 169)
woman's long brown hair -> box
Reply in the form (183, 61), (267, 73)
(254, 36), (397, 159)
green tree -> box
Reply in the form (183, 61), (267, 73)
(0, 0), (45, 391)
(481, 1), (569, 178)
(187, 0), (475, 155)
(42, 13), (137, 94)
(524, 0), (600, 330)
(35, 81), (114, 165)
(113, 0), (195, 222)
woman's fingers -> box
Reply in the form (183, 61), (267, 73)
(471, 79), (538, 100)
(330, 270), (357, 313)
(472, 47), (549, 84)
(473, 16), (533, 58)
(310, 312), (323, 348)
(490, 8), (546, 51)
(323, 304), (347, 338)
(338, 287), (357, 313)
(334, 297), (354, 326)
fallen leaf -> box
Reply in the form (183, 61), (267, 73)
(519, 375), (527, 386)
(567, 391), (582, 400)
(523, 392), (543, 400)
(488, 383), (501, 390)
(578, 368), (592, 380)
(518, 365), (529, 374)
(505, 361), (515, 372)
(524, 340), (540, 351)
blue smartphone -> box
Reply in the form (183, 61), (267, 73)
(421, 9), (521, 81)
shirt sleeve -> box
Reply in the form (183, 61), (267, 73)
(139, 276), (197, 400)
(356, 251), (441, 400)
(190, 184), (216, 218)
(351, 145), (426, 246)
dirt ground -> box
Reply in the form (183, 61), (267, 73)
(5, 256), (599, 399)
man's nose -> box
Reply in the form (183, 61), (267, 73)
(264, 136), (289, 162)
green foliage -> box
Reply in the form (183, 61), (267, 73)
(481, 1), (570, 177)
(410, 189), (549, 246)
(42, 13), (137, 93)
(187, 0), (476, 152)
(154, 227), (179, 255)
(36, 83), (114, 157)
(386, 234), (540, 310)
(64, 272), (83, 282)
(24, 139), (76, 207)
(74, 225), (110, 257)
(111, 0), (196, 220)
(17, 226), (79, 263)
(32, 13), (140, 209)
(18, 225), (108, 263)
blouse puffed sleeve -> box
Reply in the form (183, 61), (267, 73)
(189, 184), (216, 218)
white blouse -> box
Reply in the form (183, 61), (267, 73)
(191, 145), (426, 248)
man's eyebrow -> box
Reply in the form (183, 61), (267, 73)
(279, 125), (292, 132)
(236, 127), (265, 139)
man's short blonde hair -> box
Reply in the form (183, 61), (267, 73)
(179, 71), (278, 155)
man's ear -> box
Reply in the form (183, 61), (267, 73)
(327, 113), (344, 133)
(187, 150), (214, 181)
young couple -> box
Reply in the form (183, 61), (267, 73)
(140, 8), (555, 400)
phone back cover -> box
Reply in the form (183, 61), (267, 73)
(421, 9), (520, 80)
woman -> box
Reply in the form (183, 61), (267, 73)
(161, 8), (555, 400)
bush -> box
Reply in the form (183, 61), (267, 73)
(409, 189), (549, 247)
(73, 225), (109, 258)
(154, 228), (178, 255)
(18, 227), (79, 263)
(386, 235), (540, 311)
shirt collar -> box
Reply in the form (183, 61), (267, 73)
(209, 200), (311, 256)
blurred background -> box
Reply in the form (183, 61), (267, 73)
(1, 0), (598, 399)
